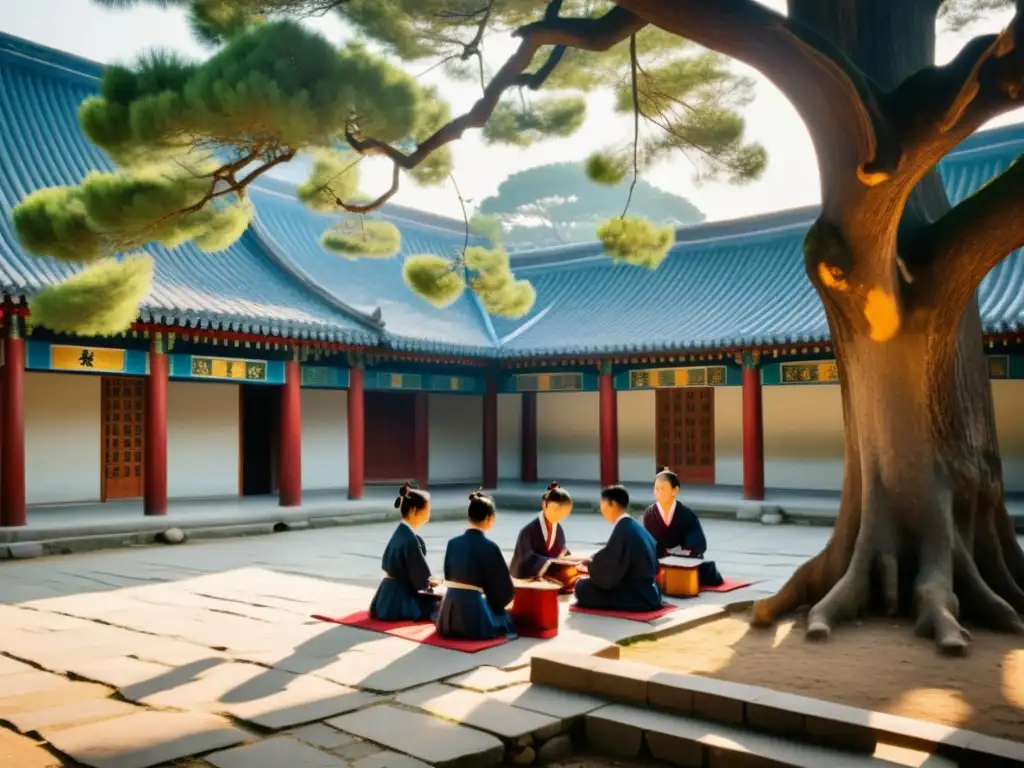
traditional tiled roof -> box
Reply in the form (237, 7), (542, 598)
(491, 124), (1024, 357)
(3, 31), (1024, 360)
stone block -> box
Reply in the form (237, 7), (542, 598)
(536, 733), (573, 764)
(645, 730), (705, 767)
(327, 704), (504, 768)
(746, 699), (805, 738)
(529, 651), (599, 694)
(0, 681), (113, 719)
(6, 542), (44, 559)
(747, 691), (875, 752)
(584, 708), (643, 759)
(588, 658), (659, 706)
(4, 697), (139, 734)
(396, 683), (560, 740)
(647, 671), (694, 716)
(352, 752), (432, 768)
(961, 732), (1024, 765)
(1, 670), (72, 698)
(207, 738), (347, 768)
(446, 665), (531, 692)
(287, 723), (357, 750)
(0, 656), (33, 677)
(42, 710), (247, 768)
(488, 683), (607, 719)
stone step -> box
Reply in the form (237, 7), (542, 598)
(584, 702), (956, 768)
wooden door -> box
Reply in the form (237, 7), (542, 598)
(655, 387), (715, 485)
(365, 391), (417, 482)
(101, 376), (145, 501)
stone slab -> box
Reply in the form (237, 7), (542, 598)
(136, 661), (380, 730)
(445, 665), (531, 692)
(42, 710), (248, 768)
(327, 705), (504, 767)
(352, 752), (432, 768)
(396, 683), (560, 740)
(3, 697), (139, 734)
(0, 656), (34, 677)
(0, 671), (73, 698)
(206, 738), (348, 768)
(286, 723), (358, 750)
(67, 656), (201, 692)
(488, 683), (606, 719)
(0, 682), (114, 719)
(311, 645), (480, 693)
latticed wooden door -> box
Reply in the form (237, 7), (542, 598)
(101, 376), (145, 500)
(655, 387), (715, 485)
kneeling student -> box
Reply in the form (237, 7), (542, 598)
(573, 485), (662, 612)
(435, 491), (517, 640)
(369, 483), (441, 621)
(509, 481), (580, 591)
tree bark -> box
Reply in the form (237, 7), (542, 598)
(745, 0), (1024, 653)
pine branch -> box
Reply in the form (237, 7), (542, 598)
(612, 0), (897, 207)
(343, 2), (646, 213)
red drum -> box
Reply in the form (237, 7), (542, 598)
(510, 579), (562, 638)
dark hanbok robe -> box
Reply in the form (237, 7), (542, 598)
(435, 528), (517, 639)
(369, 522), (440, 622)
(509, 513), (568, 579)
(643, 501), (707, 558)
(574, 515), (662, 612)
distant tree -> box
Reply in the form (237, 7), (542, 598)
(476, 162), (704, 250)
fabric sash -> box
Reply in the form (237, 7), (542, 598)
(444, 580), (484, 593)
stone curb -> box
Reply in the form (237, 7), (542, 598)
(527, 650), (1024, 766)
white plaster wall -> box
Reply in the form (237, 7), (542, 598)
(994, 380), (1024, 492)
(25, 372), (101, 505)
(497, 393), (521, 481)
(618, 389), (655, 483)
(763, 384), (845, 491)
(537, 391), (600, 482)
(168, 381), (239, 498)
(429, 394), (483, 484)
(301, 388), (348, 491)
(714, 386), (744, 487)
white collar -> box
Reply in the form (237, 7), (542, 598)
(657, 501), (675, 525)
(539, 510), (558, 547)
(613, 511), (632, 526)
(400, 519), (415, 532)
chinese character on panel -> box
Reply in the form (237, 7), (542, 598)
(78, 349), (95, 367)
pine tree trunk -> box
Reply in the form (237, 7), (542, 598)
(748, 0), (1024, 652)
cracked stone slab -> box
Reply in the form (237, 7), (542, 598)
(207, 738), (348, 768)
(69, 656), (226, 694)
(487, 683), (607, 719)
(445, 666), (531, 692)
(352, 752), (432, 768)
(0, 670), (72, 698)
(396, 683), (560, 740)
(3, 697), (140, 734)
(41, 710), (248, 768)
(286, 723), (357, 750)
(309, 642), (480, 693)
(0, 656), (34, 677)
(327, 705), (504, 767)
(135, 661), (380, 730)
(0, 681), (114, 720)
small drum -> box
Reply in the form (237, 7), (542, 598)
(657, 556), (702, 598)
(546, 562), (582, 594)
(510, 579), (562, 638)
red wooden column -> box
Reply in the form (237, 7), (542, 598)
(347, 362), (365, 500)
(520, 391), (537, 483)
(1, 317), (25, 527)
(741, 350), (765, 501)
(482, 376), (498, 489)
(414, 391), (429, 489)
(144, 335), (168, 516)
(598, 362), (618, 487)
(278, 353), (302, 507)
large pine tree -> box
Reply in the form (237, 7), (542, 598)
(13, 0), (1024, 653)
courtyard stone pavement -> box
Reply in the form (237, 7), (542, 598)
(0, 514), (986, 767)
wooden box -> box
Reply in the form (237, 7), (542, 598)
(657, 556), (702, 598)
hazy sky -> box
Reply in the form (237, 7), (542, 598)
(2, 0), (1021, 221)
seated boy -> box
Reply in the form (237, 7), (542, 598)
(643, 468), (708, 558)
(573, 485), (662, 612)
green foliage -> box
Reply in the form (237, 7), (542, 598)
(464, 246), (536, 319)
(13, 162), (253, 263)
(407, 87), (454, 186)
(597, 217), (675, 269)
(585, 152), (630, 186)
(29, 255), (154, 335)
(320, 220), (401, 259)
(469, 214), (503, 246)
(81, 22), (424, 165)
(478, 162), (703, 251)
(297, 150), (362, 212)
(402, 254), (465, 308)
(483, 97), (587, 147)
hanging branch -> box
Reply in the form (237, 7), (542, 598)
(622, 33), (640, 218)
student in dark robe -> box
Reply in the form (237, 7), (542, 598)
(369, 483), (441, 622)
(435, 491), (517, 640)
(509, 481), (581, 592)
(643, 468), (723, 588)
(643, 468), (708, 558)
(573, 485), (663, 612)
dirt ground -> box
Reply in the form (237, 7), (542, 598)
(622, 614), (1024, 743)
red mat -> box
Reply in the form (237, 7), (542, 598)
(701, 578), (756, 593)
(568, 604), (678, 622)
(311, 611), (509, 653)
